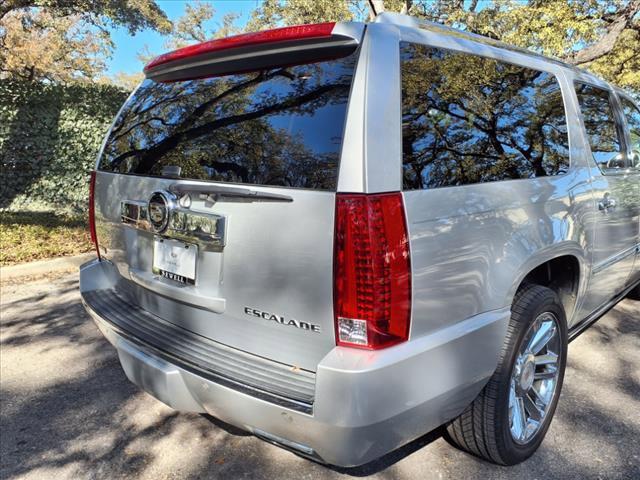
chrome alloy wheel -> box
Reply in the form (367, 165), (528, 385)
(509, 311), (562, 445)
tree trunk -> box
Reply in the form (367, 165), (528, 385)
(400, 0), (412, 15)
(567, 0), (639, 65)
(0, 1), (33, 21)
(368, 0), (386, 20)
(368, 0), (413, 18)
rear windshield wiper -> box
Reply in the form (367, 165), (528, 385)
(169, 182), (293, 203)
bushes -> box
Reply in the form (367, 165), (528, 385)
(0, 81), (129, 214)
(0, 211), (92, 265)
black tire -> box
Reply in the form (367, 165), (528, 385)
(445, 284), (568, 465)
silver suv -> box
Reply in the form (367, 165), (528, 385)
(80, 13), (640, 467)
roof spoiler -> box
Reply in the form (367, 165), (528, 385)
(144, 22), (365, 83)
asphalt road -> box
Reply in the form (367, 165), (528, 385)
(1, 273), (639, 480)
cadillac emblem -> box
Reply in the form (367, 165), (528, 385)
(147, 191), (175, 233)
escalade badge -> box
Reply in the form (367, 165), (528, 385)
(244, 307), (321, 333)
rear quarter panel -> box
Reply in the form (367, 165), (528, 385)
(357, 23), (596, 338)
(403, 173), (592, 337)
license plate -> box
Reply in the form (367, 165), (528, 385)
(153, 238), (197, 285)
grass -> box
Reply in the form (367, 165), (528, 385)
(0, 211), (93, 266)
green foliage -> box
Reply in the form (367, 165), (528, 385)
(0, 211), (92, 265)
(247, 0), (358, 30)
(0, 0), (171, 35)
(589, 28), (640, 95)
(408, 0), (640, 97)
(1, 1), (171, 83)
(170, 1), (216, 45)
(139, 1), (242, 61)
(0, 80), (129, 213)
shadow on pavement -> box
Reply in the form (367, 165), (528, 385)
(1, 276), (638, 480)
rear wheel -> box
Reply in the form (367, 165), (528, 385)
(446, 284), (568, 465)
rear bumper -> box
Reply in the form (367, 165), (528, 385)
(80, 259), (509, 467)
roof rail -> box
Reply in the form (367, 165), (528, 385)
(372, 12), (587, 75)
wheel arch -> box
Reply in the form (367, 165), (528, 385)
(505, 243), (588, 325)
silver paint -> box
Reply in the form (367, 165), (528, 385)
(81, 258), (509, 466)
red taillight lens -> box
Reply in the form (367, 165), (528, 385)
(89, 171), (101, 260)
(144, 22), (336, 72)
(334, 193), (411, 349)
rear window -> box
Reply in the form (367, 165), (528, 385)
(400, 42), (570, 190)
(98, 51), (359, 190)
(620, 96), (640, 166)
(574, 83), (626, 171)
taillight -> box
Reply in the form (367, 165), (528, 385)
(89, 171), (101, 260)
(334, 193), (411, 350)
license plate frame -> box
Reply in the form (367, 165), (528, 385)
(152, 237), (197, 285)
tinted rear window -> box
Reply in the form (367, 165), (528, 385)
(620, 97), (640, 163)
(400, 42), (570, 190)
(574, 83), (626, 171)
(98, 51), (358, 190)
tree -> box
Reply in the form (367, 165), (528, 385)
(168, 0), (241, 48)
(0, 0), (170, 83)
(384, 0), (640, 95)
(167, 1), (216, 47)
(106, 71), (145, 91)
(139, 1), (241, 65)
(0, 9), (110, 82)
(247, 0), (357, 30)
(0, 0), (171, 34)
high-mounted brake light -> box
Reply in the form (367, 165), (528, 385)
(89, 171), (101, 260)
(145, 22), (336, 73)
(334, 193), (411, 350)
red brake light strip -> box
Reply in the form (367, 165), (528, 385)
(145, 22), (336, 73)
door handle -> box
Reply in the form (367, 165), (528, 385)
(598, 194), (617, 212)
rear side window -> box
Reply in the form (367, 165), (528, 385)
(620, 97), (640, 167)
(574, 83), (626, 172)
(98, 51), (359, 190)
(400, 42), (570, 190)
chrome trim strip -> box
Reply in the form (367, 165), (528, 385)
(569, 278), (640, 341)
(167, 208), (225, 246)
(121, 200), (150, 229)
(169, 182), (293, 203)
(253, 428), (316, 457)
(592, 243), (639, 275)
(121, 199), (226, 248)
